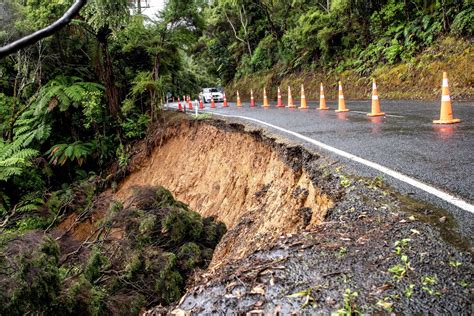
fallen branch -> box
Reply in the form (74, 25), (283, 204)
(0, 0), (87, 59)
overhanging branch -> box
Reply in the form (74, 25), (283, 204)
(0, 0), (87, 59)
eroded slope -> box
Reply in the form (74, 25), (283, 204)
(114, 120), (333, 266)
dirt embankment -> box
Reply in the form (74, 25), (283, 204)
(226, 37), (474, 102)
(113, 120), (334, 267)
(56, 115), (472, 314)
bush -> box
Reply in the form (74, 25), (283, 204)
(451, 8), (474, 36)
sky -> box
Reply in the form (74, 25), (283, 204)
(141, 0), (166, 19)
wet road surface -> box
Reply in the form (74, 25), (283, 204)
(167, 99), (474, 244)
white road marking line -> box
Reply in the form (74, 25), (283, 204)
(208, 111), (474, 215)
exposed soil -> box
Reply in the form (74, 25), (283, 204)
(56, 113), (473, 314)
(113, 120), (334, 267)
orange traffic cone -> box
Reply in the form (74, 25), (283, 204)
(187, 96), (193, 110)
(236, 91), (242, 107)
(318, 83), (329, 110)
(263, 87), (269, 108)
(299, 84), (308, 109)
(433, 72), (460, 124)
(199, 98), (204, 109)
(223, 93), (228, 107)
(211, 96), (216, 109)
(335, 81), (349, 112)
(367, 79), (384, 117)
(287, 86), (295, 108)
(277, 87), (283, 107)
(178, 97), (182, 111)
(250, 89), (255, 107)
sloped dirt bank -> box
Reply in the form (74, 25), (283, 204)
(113, 119), (335, 267)
(129, 116), (472, 314)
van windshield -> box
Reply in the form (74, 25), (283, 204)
(209, 88), (219, 93)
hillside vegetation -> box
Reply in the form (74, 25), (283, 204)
(0, 0), (473, 313)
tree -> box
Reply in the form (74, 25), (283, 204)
(80, 0), (130, 117)
(0, 0), (87, 59)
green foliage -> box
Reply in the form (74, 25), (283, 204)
(84, 248), (110, 283)
(46, 141), (95, 167)
(155, 252), (183, 304)
(121, 114), (150, 139)
(177, 242), (202, 271)
(0, 139), (39, 181)
(451, 7), (474, 36)
(336, 288), (362, 315)
(162, 208), (204, 245)
(34, 76), (104, 114)
(1, 237), (61, 315)
(81, 0), (130, 33)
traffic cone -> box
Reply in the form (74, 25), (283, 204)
(287, 86), (295, 108)
(277, 87), (283, 107)
(433, 72), (460, 124)
(263, 87), (269, 108)
(199, 97), (204, 109)
(223, 93), (228, 107)
(187, 96), (193, 110)
(236, 91), (242, 107)
(335, 81), (349, 112)
(178, 97), (182, 111)
(318, 83), (329, 110)
(250, 89), (255, 107)
(367, 79), (384, 117)
(299, 84), (308, 109)
(211, 96), (216, 109)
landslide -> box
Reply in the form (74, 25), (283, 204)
(53, 113), (473, 314)
(113, 118), (334, 267)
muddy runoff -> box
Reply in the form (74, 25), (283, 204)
(114, 119), (333, 268)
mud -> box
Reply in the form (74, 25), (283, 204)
(128, 116), (471, 314)
(148, 173), (473, 314)
(57, 114), (473, 313)
(113, 119), (335, 267)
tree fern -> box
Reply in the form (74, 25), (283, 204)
(34, 75), (104, 114)
(0, 140), (38, 181)
(46, 141), (95, 167)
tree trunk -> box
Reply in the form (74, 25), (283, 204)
(97, 28), (121, 117)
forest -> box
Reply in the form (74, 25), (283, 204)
(0, 0), (473, 314)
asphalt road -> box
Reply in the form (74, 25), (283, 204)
(167, 99), (474, 245)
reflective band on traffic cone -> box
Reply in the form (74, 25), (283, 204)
(299, 84), (308, 109)
(236, 91), (242, 107)
(287, 86), (295, 108)
(367, 79), (384, 117)
(178, 97), (182, 111)
(211, 96), (216, 108)
(433, 72), (460, 124)
(318, 83), (329, 110)
(199, 97), (204, 109)
(263, 87), (269, 108)
(187, 98), (193, 110)
(250, 89), (255, 107)
(335, 81), (349, 112)
(277, 87), (283, 107)
(223, 93), (228, 107)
